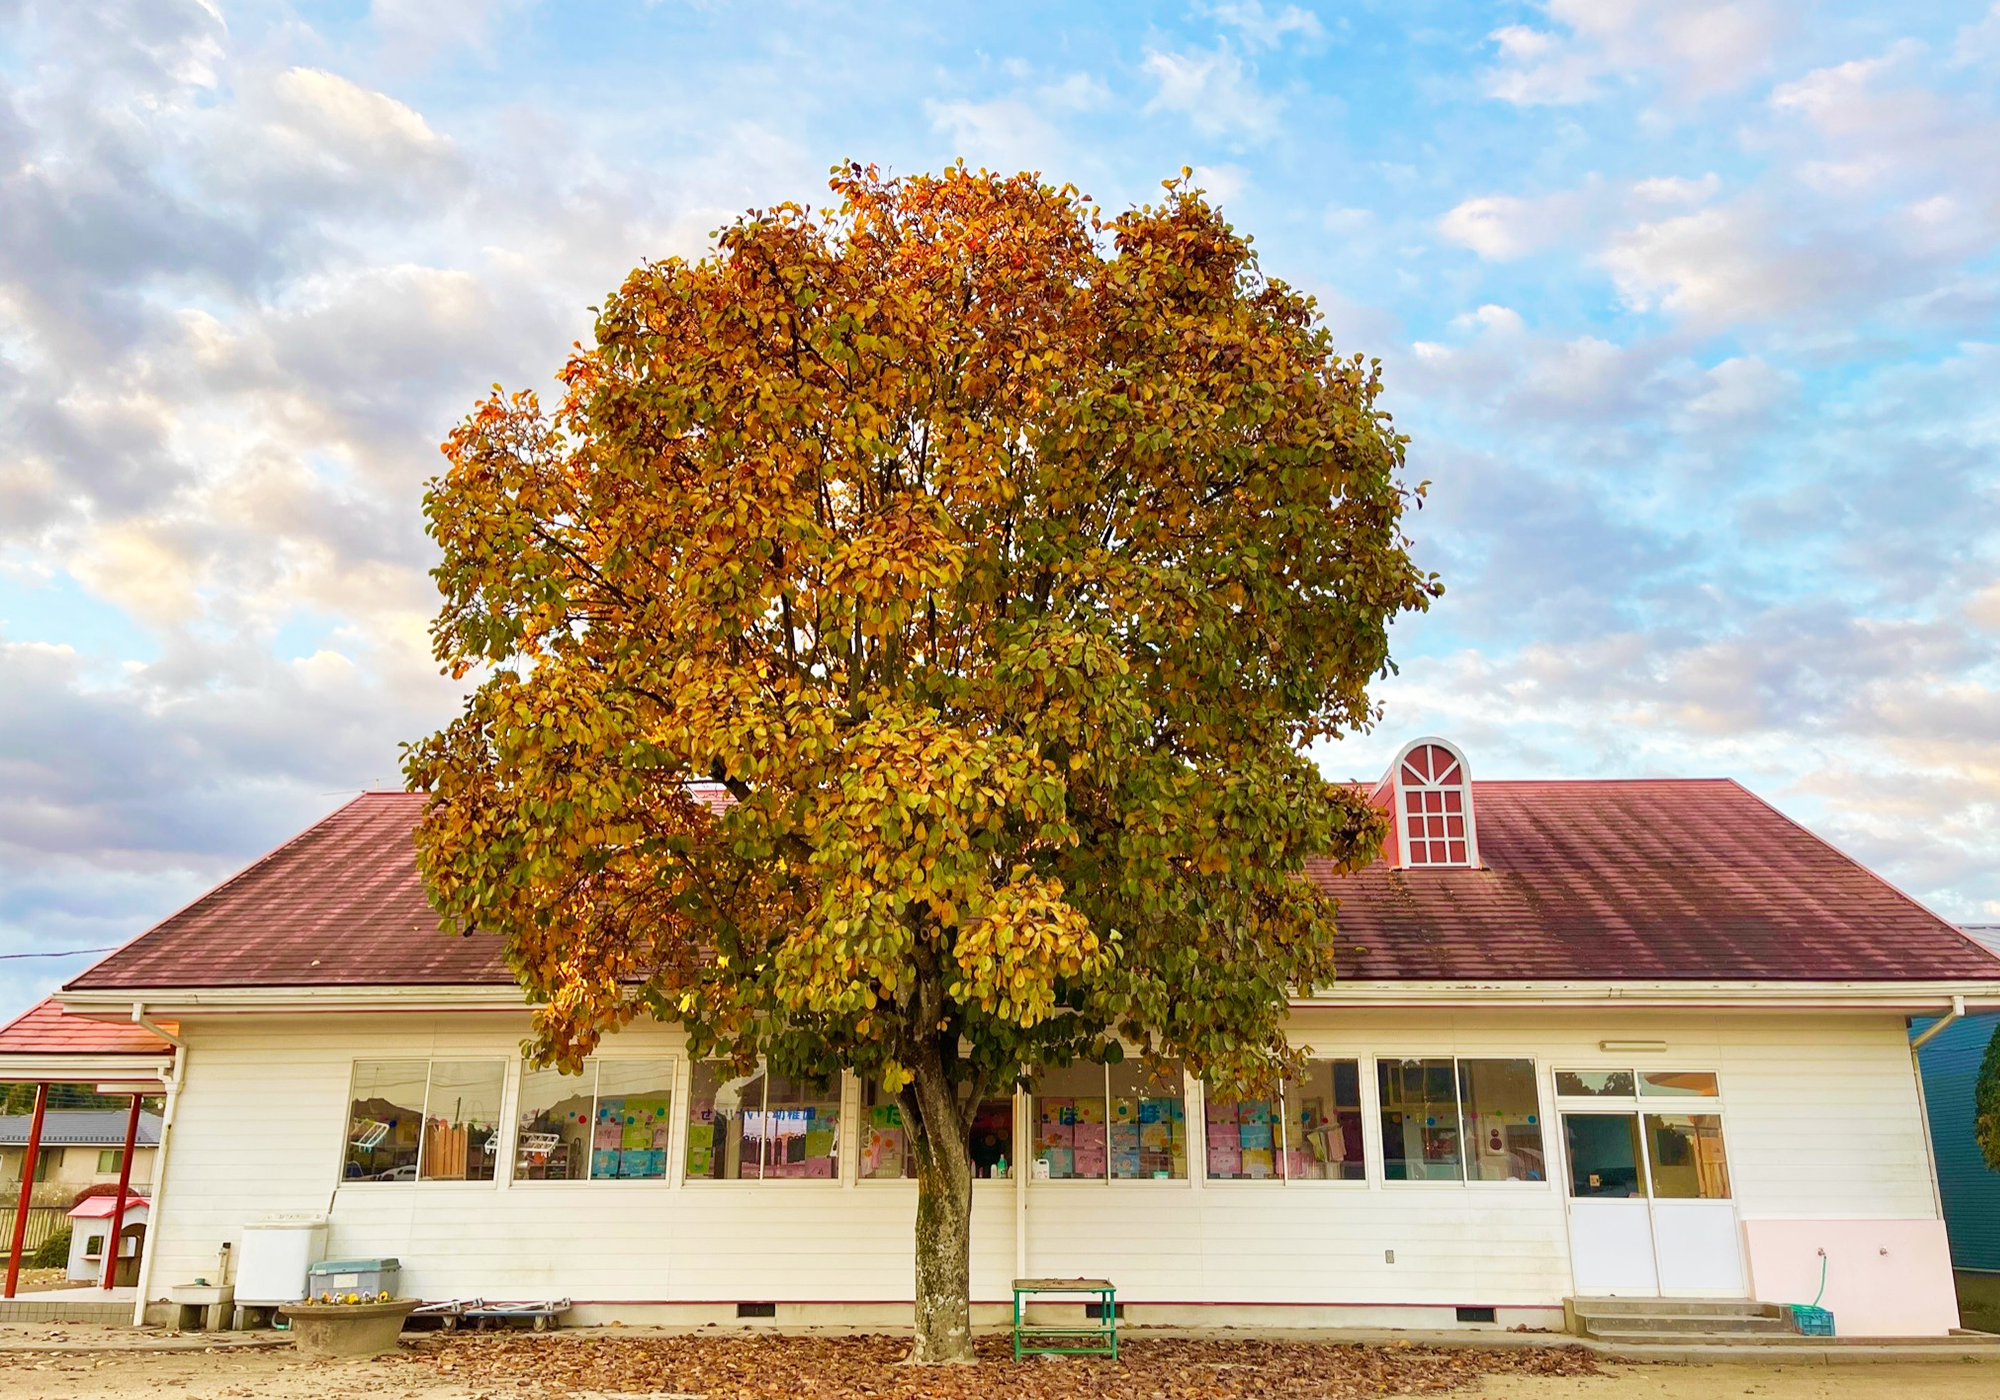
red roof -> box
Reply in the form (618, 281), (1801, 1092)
(0, 999), (176, 1056)
(68, 1194), (150, 1220)
(68, 793), (504, 990)
(63, 780), (2000, 992)
(1312, 780), (2000, 981)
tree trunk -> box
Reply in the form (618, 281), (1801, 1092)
(905, 1043), (977, 1364)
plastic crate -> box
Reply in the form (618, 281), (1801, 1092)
(307, 1257), (401, 1301)
(1790, 1304), (1835, 1336)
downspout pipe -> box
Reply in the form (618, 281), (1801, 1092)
(1908, 996), (1966, 1225)
(129, 1011), (186, 1327)
(1910, 996), (1966, 1052)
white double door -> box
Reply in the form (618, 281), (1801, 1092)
(1563, 1111), (1744, 1297)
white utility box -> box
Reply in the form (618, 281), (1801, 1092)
(235, 1213), (329, 1305)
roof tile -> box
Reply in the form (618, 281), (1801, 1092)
(64, 780), (2000, 992)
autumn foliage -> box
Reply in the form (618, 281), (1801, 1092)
(406, 164), (1437, 1360)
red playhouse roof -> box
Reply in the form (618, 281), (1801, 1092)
(63, 778), (2000, 992)
(0, 999), (176, 1057)
(68, 1195), (150, 1220)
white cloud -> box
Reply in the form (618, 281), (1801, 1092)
(1483, 0), (1794, 107)
(1142, 43), (1281, 141)
(1437, 189), (1588, 260)
(927, 72), (1108, 174)
(1204, 1), (1325, 49)
(1188, 162), (1248, 204)
(1678, 355), (1797, 425)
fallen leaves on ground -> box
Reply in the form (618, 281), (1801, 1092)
(386, 1333), (1600, 1400)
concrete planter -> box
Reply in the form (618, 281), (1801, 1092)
(278, 1297), (421, 1358)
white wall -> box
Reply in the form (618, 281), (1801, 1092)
(140, 1007), (1945, 1326)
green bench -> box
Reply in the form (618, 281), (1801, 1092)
(1011, 1276), (1117, 1360)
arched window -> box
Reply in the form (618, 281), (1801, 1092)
(1394, 738), (1477, 868)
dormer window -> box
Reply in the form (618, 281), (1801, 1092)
(1390, 737), (1479, 869)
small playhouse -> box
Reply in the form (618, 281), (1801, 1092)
(66, 1195), (149, 1286)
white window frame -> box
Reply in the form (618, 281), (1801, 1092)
(1550, 1065), (1730, 1202)
(1390, 735), (1480, 869)
(1197, 1057), (1370, 1187)
(1373, 1055), (1552, 1189)
(1028, 1062), (1194, 1186)
(336, 1058), (508, 1190)
(682, 1060), (844, 1186)
(855, 1076), (1021, 1187)
(509, 1055), (680, 1187)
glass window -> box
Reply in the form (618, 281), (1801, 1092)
(1108, 1060), (1186, 1180)
(1033, 1062), (1107, 1180)
(1645, 1114), (1730, 1199)
(420, 1061), (505, 1181)
(760, 1072), (841, 1179)
(1204, 1089), (1280, 1180)
(518, 1060), (676, 1182)
(98, 1150), (125, 1174)
(1565, 1113), (1645, 1197)
(594, 1061), (676, 1180)
(1378, 1058), (1464, 1181)
(686, 1063), (761, 1180)
(861, 1081), (909, 1179)
(861, 1082), (1016, 1180)
(515, 1064), (595, 1180)
(344, 1061), (427, 1181)
(1555, 1070), (1635, 1098)
(1285, 1059), (1365, 1181)
(1638, 1071), (1719, 1098)
(686, 1064), (837, 1181)
(1460, 1060), (1545, 1182)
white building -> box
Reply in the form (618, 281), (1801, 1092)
(7, 738), (1998, 1336)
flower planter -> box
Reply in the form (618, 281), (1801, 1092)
(278, 1297), (422, 1358)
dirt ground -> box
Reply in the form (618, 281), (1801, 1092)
(0, 1333), (1990, 1400)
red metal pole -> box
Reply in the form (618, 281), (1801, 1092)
(103, 1094), (143, 1290)
(5, 1083), (49, 1299)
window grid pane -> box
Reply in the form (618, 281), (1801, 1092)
(1458, 1059), (1546, 1182)
(514, 1062), (596, 1181)
(593, 1061), (676, 1180)
(686, 1064), (765, 1180)
(1108, 1060), (1186, 1180)
(344, 1061), (427, 1182)
(1377, 1058), (1464, 1181)
(1645, 1114), (1730, 1199)
(419, 1062), (505, 1182)
(1286, 1059), (1365, 1181)
(1035, 1063), (1107, 1180)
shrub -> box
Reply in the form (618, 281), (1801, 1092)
(30, 1225), (71, 1269)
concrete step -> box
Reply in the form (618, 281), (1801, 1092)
(1576, 1312), (1792, 1337)
(1568, 1295), (1782, 1318)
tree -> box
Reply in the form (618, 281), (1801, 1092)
(405, 164), (1438, 1363)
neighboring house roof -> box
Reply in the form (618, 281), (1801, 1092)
(0, 1110), (163, 1148)
(0, 998), (177, 1056)
(62, 780), (2000, 993)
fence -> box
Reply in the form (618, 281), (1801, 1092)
(0, 1207), (68, 1258)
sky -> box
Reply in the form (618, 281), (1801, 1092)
(2, 0), (1998, 1020)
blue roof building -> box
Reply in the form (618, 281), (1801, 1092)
(1920, 927), (2000, 1274)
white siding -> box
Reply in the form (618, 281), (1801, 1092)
(143, 1007), (1938, 1310)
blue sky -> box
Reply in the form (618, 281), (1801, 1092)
(3, 0), (1998, 1018)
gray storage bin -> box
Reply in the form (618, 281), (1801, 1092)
(306, 1257), (401, 1300)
